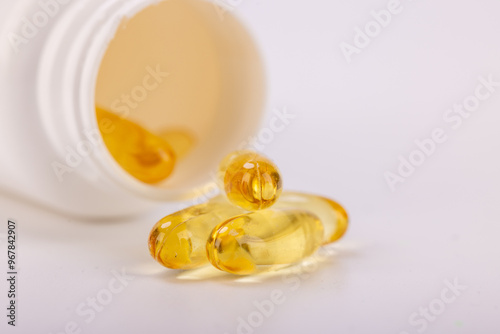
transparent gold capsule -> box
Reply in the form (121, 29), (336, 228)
(274, 192), (349, 244)
(96, 107), (176, 184)
(218, 150), (283, 211)
(206, 209), (324, 275)
(148, 192), (348, 272)
(158, 129), (196, 159)
(148, 197), (245, 270)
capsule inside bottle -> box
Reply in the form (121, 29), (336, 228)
(218, 150), (283, 211)
(206, 209), (324, 275)
(148, 197), (245, 270)
(96, 107), (176, 184)
(158, 129), (196, 159)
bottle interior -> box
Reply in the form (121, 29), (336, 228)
(94, 0), (265, 190)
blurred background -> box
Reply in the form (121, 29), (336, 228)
(1, 0), (499, 333)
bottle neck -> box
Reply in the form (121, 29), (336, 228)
(35, 0), (266, 203)
(38, 0), (160, 148)
(36, 0), (190, 200)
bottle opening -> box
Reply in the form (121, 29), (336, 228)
(94, 0), (265, 194)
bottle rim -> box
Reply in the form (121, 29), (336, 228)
(36, 0), (266, 202)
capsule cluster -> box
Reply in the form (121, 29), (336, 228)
(148, 150), (349, 276)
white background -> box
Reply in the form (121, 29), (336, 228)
(2, 0), (500, 333)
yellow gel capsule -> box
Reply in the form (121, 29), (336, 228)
(274, 192), (349, 244)
(158, 129), (196, 159)
(96, 107), (176, 184)
(206, 210), (324, 275)
(148, 197), (245, 270)
(148, 192), (348, 272)
(218, 150), (283, 211)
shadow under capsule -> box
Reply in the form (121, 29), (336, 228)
(150, 242), (362, 285)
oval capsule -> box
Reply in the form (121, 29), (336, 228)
(206, 209), (324, 275)
(158, 129), (196, 159)
(96, 107), (176, 184)
(148, 193), (348, 273)
(274, 192), (349, 244)
(148, 197), (245, 270)
(218, 150), (283, 211)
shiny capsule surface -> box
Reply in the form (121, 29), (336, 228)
(96, 107), (176, 184)
(148, 197), (245, 269)
(206, 209), (324, 275)
(218, 150), (283, 211)
(274, 192), (349, 244)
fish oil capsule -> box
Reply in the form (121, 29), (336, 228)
(158, 129), (196, 159)
(274, 192), (349, 244)
(218, 150), (283, 211)
(96, 107), (176, 184)
(148, 197), (245, 270)
(206, 210), (324, 275)
(148, 192), (348, 272)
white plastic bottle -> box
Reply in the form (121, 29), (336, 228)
(0, 0), (265, 217)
